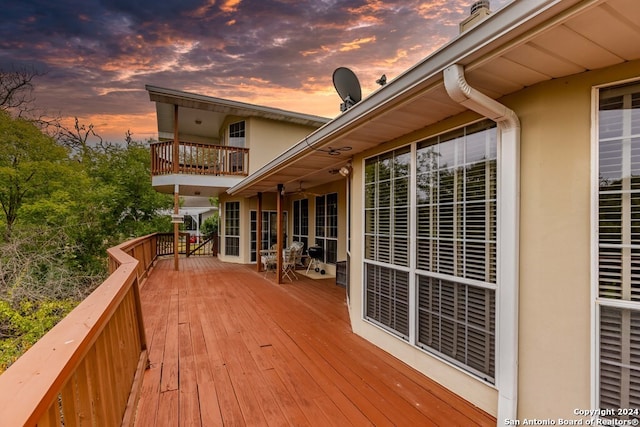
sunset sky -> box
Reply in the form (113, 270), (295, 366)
(1, 0), (510, 143)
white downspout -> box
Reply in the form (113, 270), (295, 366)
(444, 64), (520, 424)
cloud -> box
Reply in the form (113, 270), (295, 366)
(0, 0), (512, 142)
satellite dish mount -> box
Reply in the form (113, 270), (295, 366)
(332, 67), (362, 112)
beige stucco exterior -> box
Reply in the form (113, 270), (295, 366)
(219, 116), (318, 174)
(345, 60), (640, 418)
(511, 60), (639, 419)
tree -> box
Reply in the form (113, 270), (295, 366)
(0, 110), (73, 240)
(87, 137), (173, 240)
(0, 68), (41, 114)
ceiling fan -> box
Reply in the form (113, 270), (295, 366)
(286, 181), (322, 198)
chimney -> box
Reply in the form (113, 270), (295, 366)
(459, 0), (491, 33)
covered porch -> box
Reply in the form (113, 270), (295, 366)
(135, 256), (495, 426)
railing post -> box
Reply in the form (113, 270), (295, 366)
(173, 184), (180, 271)
(172, 105), (179, 174)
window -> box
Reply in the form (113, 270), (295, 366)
(315, 194), (338, 264)
(364, 147), (411, 343)
(417, 276), (495, 382)
(250, 211), (257, 262)
(365, 147), (411, 266)
(597, 81), (640, 418)
(416, 121), (497, 382)
(228, 121), (245, 173)
(228, 121), (245, 147)
(249, 210), (288, 262)
(416, 121), (497, 282)
(364, 120), (497, 382)
(224, 201), (240, 256)
(293, 199), (309, 252)
(366, 264), (409, 339)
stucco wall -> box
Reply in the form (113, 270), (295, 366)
(346, 60), (640, 418)
(509, 61), (640, 420)
(247, 118), (319, 174)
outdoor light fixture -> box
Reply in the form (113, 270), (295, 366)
(339, 162), (352, 177)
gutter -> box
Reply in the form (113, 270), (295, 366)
(444, 64), (520, 423)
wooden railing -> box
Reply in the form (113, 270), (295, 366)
(0, 234), (158, 426)
(155, 232), (218, 257)
(151, 140), (250, 176)
(187, 233), (218, 257)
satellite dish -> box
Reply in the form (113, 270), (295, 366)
(332, 67), (362, 112)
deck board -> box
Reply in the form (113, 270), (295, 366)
(135, 257), (495, 426)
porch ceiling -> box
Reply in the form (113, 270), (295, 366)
(228, 0), (640, 197)
(147, 85), (330, 143)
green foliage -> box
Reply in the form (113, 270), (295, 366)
(0, 109), (173, 371)
(0, 299), (77, 372)
(0, 110), (73, 240)
(86, 140), (173, 240)
(201, 214), (219, 235)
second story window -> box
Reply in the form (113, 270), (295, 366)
(229, 121), (245, 147)
(228, 121), (246, 174)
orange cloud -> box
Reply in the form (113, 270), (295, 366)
(339, 36), (376, 52)
(220, 0), (241, 13)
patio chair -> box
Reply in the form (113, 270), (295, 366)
(290, 241), (305, 267)
(282, 244), (302, 282)
(261, 244), (277, 278)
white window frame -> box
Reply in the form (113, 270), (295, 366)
(224, 201), (240, 257)
(591, 78), (640, 414)
(315, 193), (338, 265)
(249, 210), (288, 262)
(361, 120), (498, 384)
(292, 198), (309, 252)
(228, 120), (245, 148)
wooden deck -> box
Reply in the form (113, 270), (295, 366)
(135, 257), (496, 426)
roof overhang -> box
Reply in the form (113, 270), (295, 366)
(146, 85), (330, 141)
(228, 0), (640, 197)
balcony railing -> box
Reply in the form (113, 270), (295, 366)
(0, 234), (158, 426)
(151, 140), (249, 177)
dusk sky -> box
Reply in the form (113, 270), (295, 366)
(1, 0), (510, 142)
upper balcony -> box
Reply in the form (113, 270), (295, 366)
(150, 140), (249, 196)
(0, 234), (496, 426)
(145, 85), (330, 198)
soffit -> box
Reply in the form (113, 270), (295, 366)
(230, 0), (640, 197)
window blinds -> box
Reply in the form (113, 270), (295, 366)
(598, 81), (640, 418)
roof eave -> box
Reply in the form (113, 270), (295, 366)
(145, 84), (331, 128)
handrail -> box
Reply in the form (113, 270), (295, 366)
(151, 140), (250, 176)
(187, 233), (218, 257)
(0, 234), (157, 426)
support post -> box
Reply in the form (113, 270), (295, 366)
(276, 184), (284, 284)
(256, 192), (263, 272)
(172, 105), (179, 174)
